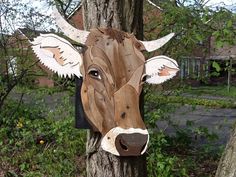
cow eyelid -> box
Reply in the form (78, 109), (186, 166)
(88, 68), (102, 80)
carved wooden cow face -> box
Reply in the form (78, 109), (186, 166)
(31, 9), (179, 156)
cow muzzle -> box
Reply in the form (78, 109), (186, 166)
(101, 127), (149, 156)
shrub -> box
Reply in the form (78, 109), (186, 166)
(0, 97), (86, 176)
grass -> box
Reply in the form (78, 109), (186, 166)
(145, 85), (236, 109)
(1, 85), (231, 176)
(183, 85), (236, 98)
(146, 85), (236, 109)
(160, 95), (236, 108)
(144, 85), (228, 176)
(0, 95), (86, 177)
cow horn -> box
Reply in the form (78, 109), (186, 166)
(140, 33), (175, 52)
(52, 7), (90, 44)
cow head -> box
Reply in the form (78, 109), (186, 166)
(31, 8), (179, 156)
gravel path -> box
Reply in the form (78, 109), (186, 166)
(157, 104), (236, 146)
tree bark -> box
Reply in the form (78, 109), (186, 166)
(215, 126), (236, 177)
(82, 0), (143, 39)
(86, 132), (147, 177)
(82, 0), (147, 177)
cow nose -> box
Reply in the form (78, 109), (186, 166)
(115, 133), (148, 156)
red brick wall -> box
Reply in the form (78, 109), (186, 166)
(3, 31), (55, 87)
(69, 8), (84, 29)
(36, 77), (54, 88)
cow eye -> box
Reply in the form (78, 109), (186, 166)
(141, 74), (148, 83)
(88, 68), (101, 80)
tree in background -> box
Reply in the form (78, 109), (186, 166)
(0, 0), (54, 110)
(145, 1), (236, 176)
(144, 0), (235, 56)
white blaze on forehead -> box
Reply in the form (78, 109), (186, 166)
(101, 127), (149, 156)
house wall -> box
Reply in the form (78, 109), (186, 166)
(210, 37), (236, 58)
(1, 30), (55, 88)
(36, 77), (54, 87)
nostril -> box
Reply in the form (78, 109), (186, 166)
(115, 133), (148, 156)
(120, 112), (126, 119)
(119, 139), (128, 151)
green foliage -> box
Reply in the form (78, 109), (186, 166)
(0, 95), (86, 176)
(212, 61), (221, 72)
(144, 87), (187, 176)
(144, 1), (213, 57)
(146, 85), (236, 108)
(163, 95), (235, 108)
(183, 85), (236, 98)
(1, 84), (226, 176)
(212, 9), (236, 47)
(147, 132), (188, 177)
(144, 85), (223, 176)
(144, 1), (236, 90)
(52, 74), (76, 91)
(210, 61), (221, 77)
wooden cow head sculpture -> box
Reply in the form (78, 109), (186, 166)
(31, 9), (179, 156)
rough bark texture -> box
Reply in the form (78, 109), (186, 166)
(83, 0), (143, 39)
(86, 131), (147, 177)
(82, 0), (147, 177)
(215, 126), (236, 177)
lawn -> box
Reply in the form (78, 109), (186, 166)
(183, 85), (236, 98)
(1, 85), (233, 176)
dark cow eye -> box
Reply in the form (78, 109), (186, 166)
(141, 74), (148, 83)
(88, 68), (101, 80)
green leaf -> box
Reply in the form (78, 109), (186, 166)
(195, 33), (203, 42)
(212, 61), (221, 72)
(212, 31), (220, 37)
(216, 40), (223, 49)
(227, 20), (233, 28)
(223, 28), (230, 35)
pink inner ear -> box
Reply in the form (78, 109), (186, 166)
(158, 66), (171, 76)
(43, 47), (64, 66)
(158, 66), (178, 76)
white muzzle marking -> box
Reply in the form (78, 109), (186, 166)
(101, 127), (149, 156)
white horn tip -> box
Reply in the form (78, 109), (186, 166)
(141, 32), (175, 52)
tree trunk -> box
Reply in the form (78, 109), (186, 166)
(86, 132), (147, 177)
(82, 0), (147, 177)
(82, 0), (143, 39)
(215, 126), (236, 177)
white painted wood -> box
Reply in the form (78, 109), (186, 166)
(52, 7), (90, 44)
(31, 33), (82, 78)
(146, 0), (163, 11)
(145, 55), (179, 84)
(140, 33), (175, 52)
(101, 127), (149, 156)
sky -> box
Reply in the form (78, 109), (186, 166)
(1, 0), (236, 34)
(9, 0), (236, 15)
(206, 0), (236, 11)
(206, 0), (235, 6)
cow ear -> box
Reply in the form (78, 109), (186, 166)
(31, 33), (82, 78)
(144, 55), (179, 84)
